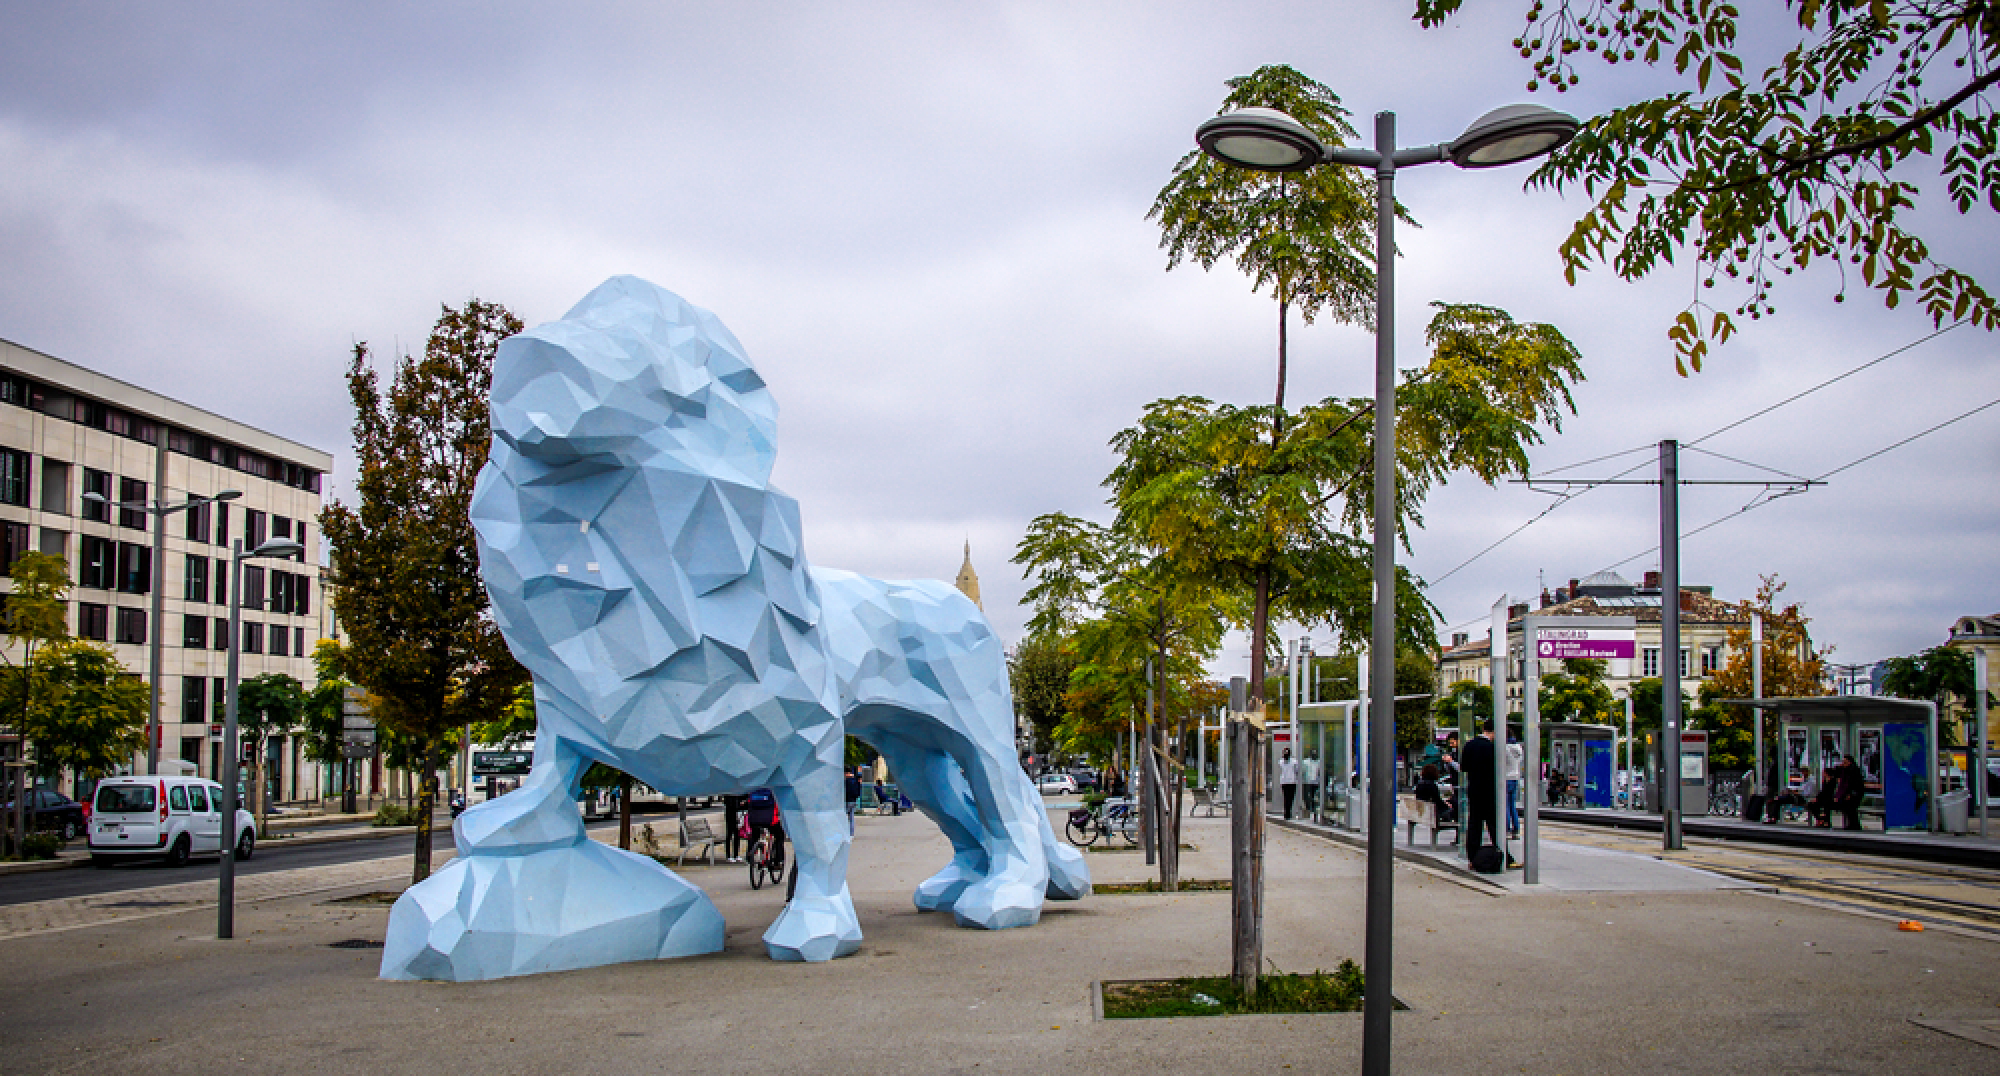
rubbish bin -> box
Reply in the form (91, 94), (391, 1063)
(1938, 789), (1971, 835)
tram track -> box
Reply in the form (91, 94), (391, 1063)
(1539, 819), (2000, 934)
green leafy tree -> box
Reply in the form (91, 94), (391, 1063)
(1151, 64), (1387, 416)
(1, 552), (75, 780)
(1008, 632), (1078, 760)
(1881, 644), (1991, 746)
(1707, 575), (1830, 763)
(321, 299), (529, 883)
(1107, 302), (1583, 714)
(299, 639), (352, 800)
(1418, 0), (2000, 372)
(1432, 679), (1495, 739)
(237, 673), (304, 828)
(1539, 657), (1617, 723)
(15, 641), (149, 785)
(1393, 647), (1439, 754)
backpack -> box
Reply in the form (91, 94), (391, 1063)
(1470, 846), (1505, 875)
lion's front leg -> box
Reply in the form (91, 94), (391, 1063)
(763, 765), (863, 962)
(380, 727), (724, 981)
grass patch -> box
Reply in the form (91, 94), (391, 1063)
(1092, 878), (1231, 894)
(1101, 962), (1371, 1019)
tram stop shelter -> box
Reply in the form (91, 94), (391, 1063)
(1728, 696), (1942, 833)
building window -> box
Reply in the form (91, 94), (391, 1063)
(0, 522), (29, 575)
(212, 677), (226, 721)
(184, 555), (208, 602)
(116, 543), (151, 594)
(1701, 645), (1722, 676)
(243, 565), (264, 611)
(213, 617), (228, 651)
(36, 459), (66, 514)
(270, 625), (288, 657)
(273, 515), (291, 540)
(296, 575), (310, 616)
(79, 536), (114, 590)
(293, 626), (304, 656)
(1679, 648), (1691, 679)
(295, 522), (308, 560)
(215, 501), (231, 547)
(114, 607), (146, 645)
(118, 477), (148, 529)
(182, 677), (207, 723)
(81, 469), (111, 522)
(183, 614), (208, 649)
(1642, 647), (1660, 678)
(185, 500), (209, 543)
(241, 622), (263, 654)
(78, 602), (109, 641)
(37, 528), (66, 558)
(0, 448), (29, 507)
(245, 509), (266, 550)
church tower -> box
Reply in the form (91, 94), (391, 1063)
(954, 540), (983, 611)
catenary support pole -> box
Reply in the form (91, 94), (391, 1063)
(1361, 108), (1399, 1076)
(1752, 612), (1765, 801)
(1660, 439), (1685, 851)
(1976, 648), (1988, 838)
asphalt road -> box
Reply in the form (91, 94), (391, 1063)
(0, 816), (629, 906)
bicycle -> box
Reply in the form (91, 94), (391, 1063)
(748, 827), (786, 891)
(1063, 798), (1140, 847)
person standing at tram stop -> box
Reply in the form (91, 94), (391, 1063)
(1300, 752), (1320, 816)
(1462, 719), (1504, 862)
(1278, 748), (1300, 820)
(1504, 729), (1524, 837)
(722, 793), (747, 863)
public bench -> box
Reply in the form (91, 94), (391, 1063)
(1398, 794), (1460, 848)
(678, 815), (722, 865)
(1190, 787), (1229, 817)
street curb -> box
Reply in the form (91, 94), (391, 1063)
(0, 825), (421, 878)
(1269, 817), (1509, 895)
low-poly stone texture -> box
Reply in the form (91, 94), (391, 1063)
(380, 276), (1084, 982)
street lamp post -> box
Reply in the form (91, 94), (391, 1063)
(218, 535), (304, 940)
(82, 489), (241, 775)
(1196, 100), (1576, 1076)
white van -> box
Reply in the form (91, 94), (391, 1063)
(87, 776), (257, 868)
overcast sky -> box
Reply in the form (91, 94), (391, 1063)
(2, 2), (1993, 678)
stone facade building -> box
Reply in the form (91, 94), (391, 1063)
(0, 336), (329, 796)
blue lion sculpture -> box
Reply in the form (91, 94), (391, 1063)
(381, 276), (1088, 981)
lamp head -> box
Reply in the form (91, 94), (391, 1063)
(214, 490), (242, 502)
(249, 538), (304, 560)
(1196, 107), (1326, 173)
(82, 491), (107, 504)
(1448, 103), (1579, 168)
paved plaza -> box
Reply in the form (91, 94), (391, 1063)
(2, 805), (1997, 1074)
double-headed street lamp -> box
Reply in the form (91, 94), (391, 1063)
(218, 535), (304, 940)
(82, 488), (241, 775)
(1196, 101), (1577, 1075)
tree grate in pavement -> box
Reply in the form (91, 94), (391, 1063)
(327, 938), (386, 949)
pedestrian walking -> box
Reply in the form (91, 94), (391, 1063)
(1278, 748), (1299, 820)
(1504, 731), (1524, 837)
(844, 767), (862, 835)
(723, 792), (746, 862)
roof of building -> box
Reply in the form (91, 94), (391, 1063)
(1951, 614), (2000, 640)
(1523, 590), (1749, 626)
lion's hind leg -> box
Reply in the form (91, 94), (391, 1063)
(859, 726), (989, 912)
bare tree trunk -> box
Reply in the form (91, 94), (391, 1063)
(412, 741), (438, 884)
(1230, 717), (1265, 997)
(618, 773), (633, 850)
(252, 737), (269, 834)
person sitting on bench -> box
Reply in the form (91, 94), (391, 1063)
(1415, 764), (1456, 823)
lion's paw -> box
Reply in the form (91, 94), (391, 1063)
(949, 873), (1043, 931)
(1043, 839), (1090, 901)
(762, 891), (862, 962)
(913, 860), (978, 913)
(381, 839), (723, 981)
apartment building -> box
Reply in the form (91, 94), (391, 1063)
(0, 336), (329, 791)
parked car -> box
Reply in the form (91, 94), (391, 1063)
(0, 787), (87, 841)
(1036, 773), (1078, 795)
(86, 776), (257, 868)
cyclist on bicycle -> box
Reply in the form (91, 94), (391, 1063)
(744, 787), (785, 873)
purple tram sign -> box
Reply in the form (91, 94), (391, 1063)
(1534, 627), (1636, 661)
